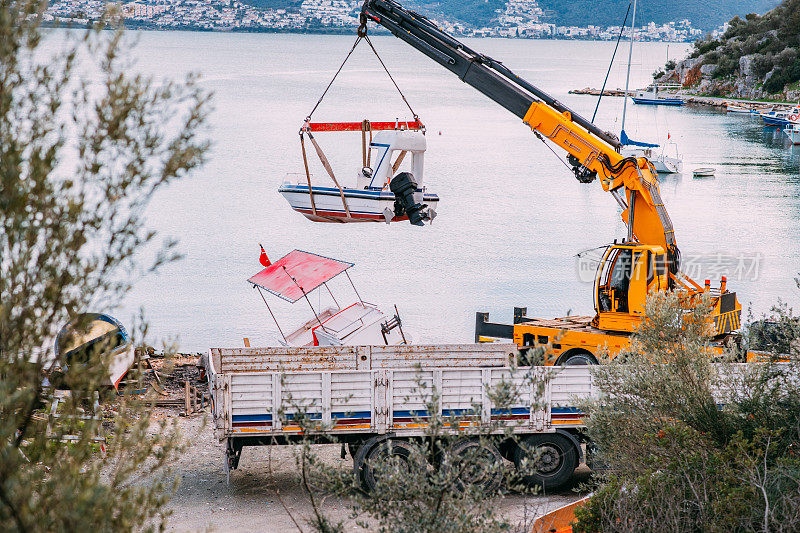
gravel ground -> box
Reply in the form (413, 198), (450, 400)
(162, 414), (591, 533)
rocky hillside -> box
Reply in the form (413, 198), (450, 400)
(659, 0), (800, 100)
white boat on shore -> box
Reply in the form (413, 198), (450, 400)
(54, 313), (135, 390)
(248, 249), (409, 347)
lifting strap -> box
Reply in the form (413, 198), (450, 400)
(306, 132), (352, 219)
(299, 133), (317, 217)
(302, 34), (422, 127)
(391, 150), (407, 173)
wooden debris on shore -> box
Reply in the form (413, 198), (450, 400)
(143, 353), (209, 417)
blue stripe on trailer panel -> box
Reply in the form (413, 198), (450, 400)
(232, 414), (273, 422)
(490, 407), (530, 415)
(284, 413), (322, 420)
(331, 411), (372, 419)
(551, 407), (582, 414)
(442, 408), (479, 416)
(393, 409), (430, 418)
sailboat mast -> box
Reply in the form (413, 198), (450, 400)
(621, 0), (637, 134)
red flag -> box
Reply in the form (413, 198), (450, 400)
(259, 244), (271, 267)
(667, 132), (671, 140)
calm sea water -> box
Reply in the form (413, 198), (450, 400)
(42, 31), (800, 352)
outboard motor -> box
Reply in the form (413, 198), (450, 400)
(390, 172), (427, 226)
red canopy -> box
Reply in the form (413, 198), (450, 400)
(248, 250), (353, 303)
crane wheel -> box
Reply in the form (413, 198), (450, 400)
(558, 350), (598, 366)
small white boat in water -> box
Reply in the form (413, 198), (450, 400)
(631, 85), (685, 106)
(784, 125), (800, 145)
(693, 167), (716, 178)
(280, 123), (439, 226)
(726, 102), (752, 114)
(248, 249), (409, 347)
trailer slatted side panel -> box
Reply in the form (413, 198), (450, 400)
(331, 371), (373, 427)
(550, 367), (593, 425)
(282, 373), (323, 418)
(229, 374), (274, 428)
(440, 369), (483, 415)
(212, 362), (599, 440)
(391, 370), (433, 420)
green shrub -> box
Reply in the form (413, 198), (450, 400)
(714, 56), (739, 78)
(752, 53), (775, 78)
(574, 291), (800, 532)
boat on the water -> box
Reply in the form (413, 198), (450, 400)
(54, 313), (135, 390)
(248, 249), (409, 347)
(280, 122), (439, 226)
(726, 102), (752, 114)
(631, 85), (685, 106)
(615, 0), (682, 174)
(621, 144), (682, 173)
(761, 106), (800, 127)
(693, 167), (716, 178)
(785, 125), (800, 145)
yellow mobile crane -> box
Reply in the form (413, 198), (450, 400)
(359, 0), (742, 364)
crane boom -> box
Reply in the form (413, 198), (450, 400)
(360, 0), (679, 272)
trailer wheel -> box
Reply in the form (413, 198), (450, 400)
(360, 438), (426, 492)
(442, 438), (503, 493)
(514, 433), (578, 491)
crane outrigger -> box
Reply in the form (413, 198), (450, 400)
(359, 0), (742, 362)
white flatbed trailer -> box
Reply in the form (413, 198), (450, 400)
(207, 343), (597, 490)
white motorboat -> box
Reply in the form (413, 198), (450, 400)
(248, 249), (409, 347)
(621, 144), (683, 174)
(280, 123), (439, 226)
(785, 125), (800, 145)
(761, 106), (800, 127)
(726, 102), (752, 114)
(630, 86), (685, 106)
(693, 167), (716, 178)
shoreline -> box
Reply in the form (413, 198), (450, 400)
(569, 88), (798, 108)
(40, 21), (697, 42)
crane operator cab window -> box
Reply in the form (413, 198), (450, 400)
(598, 248), (633, 313)
(597, 247), (654, 315)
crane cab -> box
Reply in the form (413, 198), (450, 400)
(593, 243), (669, 333)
